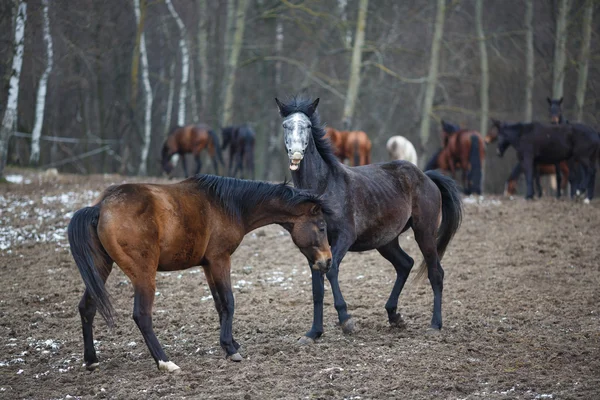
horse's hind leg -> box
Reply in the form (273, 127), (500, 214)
(377, 239), (414, 328)
(78, 262), (113, 370)
(413, 224), (444, 331)
(194, 154), (203, 175)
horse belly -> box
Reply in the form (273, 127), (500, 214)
(352, 215), (408, 251)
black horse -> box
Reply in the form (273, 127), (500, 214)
(488, 119), (599, 202)
(547, 97), (566, 124)
(222, 125), (256, 179)
(275, 96), (463, 342)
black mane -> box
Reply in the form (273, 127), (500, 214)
(193, 174), (331, 221)
(277, 96), (340, 167)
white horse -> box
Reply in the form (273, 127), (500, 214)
(386, 136), (418, 165)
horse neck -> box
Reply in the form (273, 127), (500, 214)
(291, 134), (333, 193)
(241, 199), (300, 233)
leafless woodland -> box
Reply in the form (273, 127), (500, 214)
(1, 0), (599, 193)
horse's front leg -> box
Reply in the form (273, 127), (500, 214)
(523, 158), (535, 200)
(555, 163), (562, 198)
(181, 155), (189, 178)
(202, 266), (240, 351)
(194, 154), (203, 175)
(534, 167), (542, 198)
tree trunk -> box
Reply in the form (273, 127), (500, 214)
(0, 1), (27, 179)
(575, 0), (593, 122)
(164, 61), (176, 134)
(552, 0), (571, 99)
(221, 0), (248, 128)
(475, 0), (488, 135)
(524, 0), (534, 121)
(130, 0), (146, 109)
(196, 0), (209, 118)
(338, 0), (351, 48)
(30, 0), (53, 165)
(166, 0), (189, 126)
(418, 0), (446, 160)
(134, 0), (153, 176)
(341, 0), (368, 129)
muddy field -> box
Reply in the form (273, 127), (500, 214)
(0, 168), (599, 400)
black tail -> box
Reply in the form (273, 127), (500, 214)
(467, 134), (483, 195)
(68, 206), (115, 327)
(417, 170), (463, 278)
(353, 139), (360, 166)
(208, 129), (225, 168)
(424, 148), (443, 171)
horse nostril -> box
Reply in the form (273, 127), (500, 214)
(326, 259), (332, 269)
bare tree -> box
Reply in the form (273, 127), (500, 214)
(133, 0), (153, 176)
(341, 0), (368, 129)
(0, 0), (27, 178)
(552, 0), (571, 100)
(418, 0), (445, 157)
(338, 0), (351, 48)
(575, 0), (593, 122)
(524, 0), (534, 121)
(165, 0), (189, 126)
(196, 0), (209, 117)
(475, 0), (489, 135)
(221, 0), (248, 128)
(30, 0), (53, 165)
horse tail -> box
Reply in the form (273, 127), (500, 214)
(208, 129), (225, 167)
(467, 134), (483, 194)
(353, 138), (360, 166)
(416, 171), (463, 279)
(68, 206), (115, 327)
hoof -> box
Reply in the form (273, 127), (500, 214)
(297, 336), (315, 345)
(158, 360), (181, 373)
(389, 315), (407, 329)
(85, 362), (99, 371)
(341, 318), (356, 334)
(228, 352), (243, 362)
(426, 327), (441, 335)
(584, 198), (590, 205)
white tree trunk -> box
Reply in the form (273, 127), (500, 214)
(221, 0), (249, 128)
(164, 62), (176, 134)
(475, 0), (488, 135)
(134, 0), (153, 176)
(418, 0), (445, 154)
(196, 0), (209, 115)
(30, 0), (52, 165)
(341, 0), (368, 129)
(0, 1), (27, 178)
(338, 0), (351, 48)
(524, 0), (534, 121)
(165, 0), (189, 126)
(552, 0), (571, 99)
(575, 0), (593, 122)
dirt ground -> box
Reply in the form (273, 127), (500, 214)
(0, 168), (599, 400)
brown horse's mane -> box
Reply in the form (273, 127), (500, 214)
(192, 174), (332, 222)
(277, 96), (340, 168)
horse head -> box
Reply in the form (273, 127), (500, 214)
(276, 97), (319, 171)
(547, 97), (563, 124)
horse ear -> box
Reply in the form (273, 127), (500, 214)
(275, 98), (285, 116)
(310, 203), (321, 215)
(558, 97), (563, 105)
(306, 98), (320, 117)
(547, 97), (552, 105)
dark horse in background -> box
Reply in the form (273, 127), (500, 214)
(487, 119), (599, 203)
(276, 96), (462, 343)
(425, 120), (485, 195)
(221, 125), (256, 179)
(68, 174), (332, 372)
(161, 124), (224, 178)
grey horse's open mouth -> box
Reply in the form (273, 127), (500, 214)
(289, 152), (303, 170)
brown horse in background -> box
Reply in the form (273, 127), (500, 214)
(440, 120), (485, 195)
(344, 130), (372, 166)
(68, 174), (332, 372)
(324, 127), (349, 161)
(161, 124), (224, 177)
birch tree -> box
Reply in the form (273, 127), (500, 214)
(475, 0), (488, 135)
(0, 1), (27, 178)
(575, 0), (593, 121)
(338, 0), (351, 48)
(341, 0), (368, 129)
(133, 0), (153, 176)
(29, 0), (53, 165)
(165, 0), (189, 126)
(552, 0), (571, 100)
(196, 0), (209, 115)
(221, 0), (248, 128)
(418, 0), (445, 155)
(524, 0), (534, 121)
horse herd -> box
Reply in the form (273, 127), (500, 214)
(68, 95), (598, 373)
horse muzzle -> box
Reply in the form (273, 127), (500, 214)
(289, 151), (304, 171)
(312, 258), (333, 274)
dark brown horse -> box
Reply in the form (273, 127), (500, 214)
(504, 161), (569, 197)
(344, 130), (372, 166)
(68, 175), (332, 372)
(161, 124), (224, 177)
(438, 120), (485, 195)
(276, 96), (462, 342)
(221, 125), (256, 179)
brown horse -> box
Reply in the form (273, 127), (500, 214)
(440, 121), (485, 195)
(324, 127), (349, 161)
(161, 124), (224, 177)
(505, 161), (569, 197)
(344, 130), (372, 166)
(68, 175), (332, 372)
